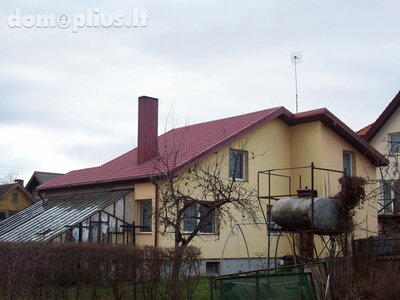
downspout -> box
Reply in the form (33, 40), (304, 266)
(154, 182), (159, 247)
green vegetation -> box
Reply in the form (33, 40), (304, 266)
(193, 278), (210, 300)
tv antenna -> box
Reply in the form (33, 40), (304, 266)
(291, 51), (303, 113)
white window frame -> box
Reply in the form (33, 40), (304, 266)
(229, 149), (247, 181)
(343, 151), (353, 176)
(389, 133), (400, 155)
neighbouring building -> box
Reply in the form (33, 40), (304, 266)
(0, 96), (386, 274)
(0, 181), (33, 221)
(25, 171), (64, 202)
(358, 91), (400, 235)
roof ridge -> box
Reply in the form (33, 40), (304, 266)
(160, 106), (284, 134)
(34, 171), (64, 175)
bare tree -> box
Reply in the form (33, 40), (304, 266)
(0, 170), (19, 184)
(151, 133), (260, 298)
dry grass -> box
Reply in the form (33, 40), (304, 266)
(330, 256), (400, 300)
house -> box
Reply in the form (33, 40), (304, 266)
(358, 91), (400, 235)
(25, 171), (64, 202)
(0, 96), (385, 274)
(0, 181), (33, 221)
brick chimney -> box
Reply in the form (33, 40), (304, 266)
(137, 96), (158, 164)
(14, 179), (24, 187)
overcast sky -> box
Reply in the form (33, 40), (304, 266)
(0, 1), (399, 183)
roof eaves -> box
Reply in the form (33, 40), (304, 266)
(39, 107), (290, 191)
(304, 108), (388, 166)
(364, 91), (400, 142)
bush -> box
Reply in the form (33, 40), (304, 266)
(0, 242), (201, 300)
(329, 255), (400, 300)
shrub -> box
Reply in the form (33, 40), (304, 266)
(0, 242), (201, 300)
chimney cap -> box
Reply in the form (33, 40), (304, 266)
(139, 95), (158, 101)
(14, 179), (24, 187)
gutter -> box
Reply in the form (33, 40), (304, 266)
(154, 182), (159, 247)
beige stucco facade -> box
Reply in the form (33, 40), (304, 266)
(368, 104), (400, 234)
(131, 118), (379, 261)
(370, 105), (400, 180)
(370, 106), (400, 154)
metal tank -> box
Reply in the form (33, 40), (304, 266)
(271, 197), (339, 231)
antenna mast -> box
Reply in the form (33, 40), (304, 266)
(291, 51), (303, 113)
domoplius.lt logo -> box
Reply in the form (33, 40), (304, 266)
(7, 8), (149, 33)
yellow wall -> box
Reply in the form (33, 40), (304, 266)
(370, 105), (400, 181)
(290, 122), (323, 194)
(134, 118), (378, 259)
(134, 182), (156, 246)
(321, 125), (378, 237)
(157, 118), (294, 259)
(0, 186), (32, 212)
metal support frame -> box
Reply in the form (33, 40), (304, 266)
(220, 222), (266, 271)
(258, 163), (346, 267)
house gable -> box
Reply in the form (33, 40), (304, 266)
(0, 184), (33, 213)
(38, 104), (386, 192)
(359, 91), (400, 142)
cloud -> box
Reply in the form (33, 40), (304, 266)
(0, 0), (399, 182)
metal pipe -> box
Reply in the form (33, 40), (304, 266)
(311, 162), (315, 259)
(267, 170), (271, 272)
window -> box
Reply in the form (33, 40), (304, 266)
(12, 193), (18, 203)
(379, 180), (400, 214)
(229, 149), (247, 180)
(139, 200), (152, 232)
(205, 261), (220, 275)
(183, 201), (216, 234)
(389, 133), (400, 155)
(343, 151), (353, 176)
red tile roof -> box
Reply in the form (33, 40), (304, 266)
(357, 123), (374, 138)
(357, 91), (400, 141)
(39, 106), (387, 191)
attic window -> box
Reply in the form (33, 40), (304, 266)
(389, 133), (400, 155)
(343, 151), (354, 176)
(12, 193), (18, 203)
(229, 149), (247, 180)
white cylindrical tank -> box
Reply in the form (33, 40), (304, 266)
(271, 197), (339, 231)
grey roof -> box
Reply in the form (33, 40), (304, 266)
(34, 171), (64, 184)
(0, 183), (19, 198)
(25, 171), (64, 193)
(0, 189), (131, 242)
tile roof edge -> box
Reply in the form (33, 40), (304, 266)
(364, 91), (400, 142)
